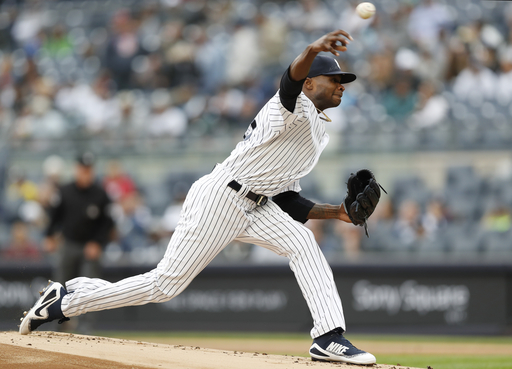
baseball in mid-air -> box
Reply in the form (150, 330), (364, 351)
(355, 2), (376, 19)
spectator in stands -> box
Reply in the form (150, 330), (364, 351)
(225, 20), (261, 86)
(0, 51), (14, 91)
(85, 75), (122, 135)
(381, 77), (417, 123)
(444, 39), (469, 83)
(209, 84), (259, 128)
(305, 219), (342, 258)
(393, 199), (424, 248)
(452, 51), (498, 101)
(6, 167), (39, 207)
(497, 47), (512, 104)
(132, 52), (169, 90)
(0, 7), (16, 52)
(147, 89), (188, 138)
(38, 154), (65, 216)
(4, 165), (46, 228)
(472, 21), (503, 72)
(193, 28), (227, 94)
(482, 205), (512, 233)
(54, 73), (121, 136)
(414, 46), (446, 84)
(257, 9), (289, 74)
(102, 159), (137, 203)
(369, 198), (395, 225)
(333, 221), (363, 259)
(42, 24), (73, 59)
(407, 0), (452, 51)
(10, 3), (44, 49)
(409, 80), (449, 129)
(160, 188), (187, 238)
(24, 94), (67, 140)
(162, 21), (201, 89)
(104, 9), (145, 90)
(1, 220), (41, 261)
(296, 0), (336, 33)
(0, 104), (14, 134)
(114, 90), (148, 143)
(110, 190), (153, 253)
(421, 198), (449, 240)
(367, 51), (395, 92)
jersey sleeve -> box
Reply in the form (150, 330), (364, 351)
(272, 191), (315, 224)
(251, 67), (309, 139)
(279, 67), (306, 113)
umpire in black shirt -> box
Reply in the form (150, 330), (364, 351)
(44, 152), (114, 284)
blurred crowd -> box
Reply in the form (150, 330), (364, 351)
(2, 154), (512, 265)
(2, 0), (512, 265)
(0, 0), (512, 150)
(1, 155), (168, 265)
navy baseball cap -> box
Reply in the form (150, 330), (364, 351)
(307, 55), (356, 84)
(76, 151), (96, 167)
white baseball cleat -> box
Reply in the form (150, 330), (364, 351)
(19, 280), (69, 335)
(309, 328), (376, 365)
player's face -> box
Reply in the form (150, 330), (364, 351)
(309, 75), (346, 111)
(75, 165), (95, 188)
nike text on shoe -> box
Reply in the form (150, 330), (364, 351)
(19, 280), (69, 335)
(309, 328), (376, 365)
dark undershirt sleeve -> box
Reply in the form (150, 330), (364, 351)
(279, 67), (307, 112)
(272, 191), (315, 224)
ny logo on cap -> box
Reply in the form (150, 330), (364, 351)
(328, 59), (341, 72)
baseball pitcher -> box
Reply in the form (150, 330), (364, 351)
(20, 29), (383, 365)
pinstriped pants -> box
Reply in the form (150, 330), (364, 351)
(61, 165), (346, 338)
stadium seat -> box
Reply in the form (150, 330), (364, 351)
(481, 230), (512, 253)
(444, 221), (483, 254)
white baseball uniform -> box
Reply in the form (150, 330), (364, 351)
(60, 69), (346, 338)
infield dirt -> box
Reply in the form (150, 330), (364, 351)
(0, 331), (422, 369)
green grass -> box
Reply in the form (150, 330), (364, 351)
(377, 355), (512, 369)
(351, 334), (512, 369)
(353, 334), (512, 345)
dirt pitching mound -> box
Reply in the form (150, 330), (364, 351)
(0, 331), (421, 369)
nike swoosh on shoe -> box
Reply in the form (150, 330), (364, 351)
(34, 290), (58, 318)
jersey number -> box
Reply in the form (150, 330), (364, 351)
(243, 120), (257, 140)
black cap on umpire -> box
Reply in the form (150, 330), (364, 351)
(307, 55), (357, 84)
(76, 151), (96, 167)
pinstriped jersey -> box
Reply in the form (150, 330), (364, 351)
(220, 90), (329, 197)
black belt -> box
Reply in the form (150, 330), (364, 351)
(228, 180), (268, 206)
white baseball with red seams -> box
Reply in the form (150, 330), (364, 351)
(356, 2), (376, 19)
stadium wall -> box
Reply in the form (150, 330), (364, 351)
(1, 263), (511, 335)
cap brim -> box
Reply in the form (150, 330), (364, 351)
(77, 162), (94, 167)
(323, 71), (357, 84)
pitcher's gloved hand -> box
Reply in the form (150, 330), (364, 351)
(344, 169), (386, 236)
